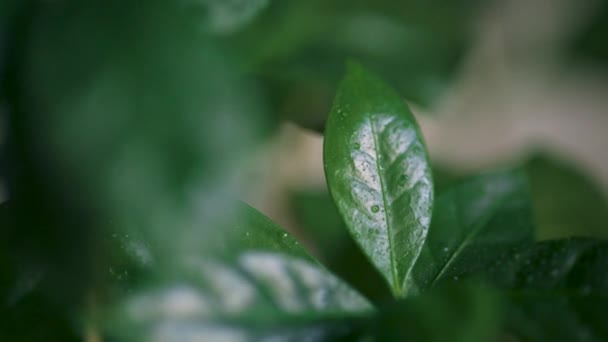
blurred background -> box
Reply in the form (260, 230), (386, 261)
(230, 0), (608, 243)
(1, 0), (608, 339)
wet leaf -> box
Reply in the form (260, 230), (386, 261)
(324, 62), (433, 297)
(290, 189), (394, 304)
(411, 169), (534, 294)
(109, 203), (372, 341)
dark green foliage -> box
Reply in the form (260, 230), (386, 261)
(1, 1), (607, 341)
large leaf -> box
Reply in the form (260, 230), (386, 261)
(5, 0), (271, 285)
(487, 238), (608, 341)
(108, 204), (372, 341)
(411, 169), (534, 294)
(324, 62), (433, 297)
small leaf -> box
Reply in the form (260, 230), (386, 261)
(411, 169), (534, 294)
(109, 204), (373, 341)
(324, 62), (433, 297)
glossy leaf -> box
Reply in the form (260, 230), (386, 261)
(411, 169), (534, 294)
(290, 189), (394, 304)
(324, 62), (433, 297)
(108, 203), (372, 341)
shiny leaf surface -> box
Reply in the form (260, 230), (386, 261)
(109, 204), (372, 341)
(411, 169), (534, 294)
(324, 62), (433, 297)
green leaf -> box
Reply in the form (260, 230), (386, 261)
(411, 169), (534, 294)
(526, 154), (608, 239)
(290, 189), (394, 304)
(487, 238), (608, 340)
(503, 294), (608, 341)
(8, 0), (271, 264)
(324, 62), (433, 297)
(108, 204), (372, 340)
(487, 238), (608, 293)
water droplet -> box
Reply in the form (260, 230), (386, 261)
(371, 205), (380, 213)
(443, 247), (449, 252)
(282, 233), (288, 238)
(398, 175), (406, 186)
(354, 143), (360, 150)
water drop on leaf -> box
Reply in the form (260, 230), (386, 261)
(398, 175), (406, 186)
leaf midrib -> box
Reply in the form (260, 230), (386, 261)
(368, 115), (401, 297)
(428, 193), (510, 288)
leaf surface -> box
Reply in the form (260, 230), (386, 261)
(109, 204), (373, 341)
(411, 170), (534, 294)
(488, 238), (608, 341)
(324, 62), (433, 297)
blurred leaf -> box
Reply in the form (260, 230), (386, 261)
(290, 189), (394, 305)
(372, 282), (501, 341)
(568, 1), (608, 67)
(6, 0), (272, 270)
(487, 238), (608, 341)
(503, 294), (608, 341)
(184, 0), (270, 35)
(108, 203), (372, 341)
(487, 238), (608, 293)
(411, 169), (534, 294)
(526, 154), (608, 239)
(229, 0), (482, 130)
(3, 1), (272, 337)
(324, 62), (433, 297)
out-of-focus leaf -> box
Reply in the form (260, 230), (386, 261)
(503, 294), (608, 341)
(526, 154), (608, 239)
(290, 189), (394, 305)
(371, 282), (501, 341)
(487, 238), (608, 293)
(568, 1), (608, 67)
(487, 238), (608, 341)
(229, 0), (482, 130)
(108, 203), (372, 341)
(184, 0), (270, 35)
(3, 1), (272, 337)
(324, 62), (433, 297)
(411, 169), (534, 294)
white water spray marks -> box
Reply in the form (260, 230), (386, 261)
(343, 113), (432, 289)
(198, 260), (256, 313)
